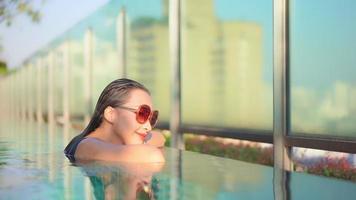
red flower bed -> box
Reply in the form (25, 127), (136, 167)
(303, 157), (356, 181)
(184, 136), (273, 166)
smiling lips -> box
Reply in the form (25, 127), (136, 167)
(136, 132), (148, 141)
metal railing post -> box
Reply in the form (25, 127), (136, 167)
(84, 28), (94, 125)
(48, 52), (55, 131)
(36, 58), (43, 123)
(169, 0), (184, 150)
(63, 41), (71, 144)
(117, 7), (127, 78)
(273, 0), (292, 199)
(28, 63), (34, 121)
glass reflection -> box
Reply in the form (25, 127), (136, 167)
(290, 0), (356, 137)
(125, 0), (170, 122)
(181, 0), (273, 130)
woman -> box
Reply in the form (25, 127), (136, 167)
(64, 78), (165, 163)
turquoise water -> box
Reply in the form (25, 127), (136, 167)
(0, 120), (356, 199)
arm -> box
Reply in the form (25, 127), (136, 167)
(75, 138), (165, 163)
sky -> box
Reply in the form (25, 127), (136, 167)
(0, 0), (109, 68)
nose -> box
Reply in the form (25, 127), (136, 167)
(142, 120), (152, 132)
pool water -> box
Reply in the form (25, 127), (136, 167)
(0, 120), (356, 199)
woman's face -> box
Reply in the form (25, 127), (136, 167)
(113, 89), (155, 145)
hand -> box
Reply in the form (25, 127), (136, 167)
(145, 130), (166, 147)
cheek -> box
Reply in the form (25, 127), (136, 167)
(118, 119), (146, 144)
(114, 115), (140, 136)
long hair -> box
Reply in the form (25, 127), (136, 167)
(64, 78), (149, 161)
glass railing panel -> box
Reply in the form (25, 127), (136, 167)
(41, 55), (49, 114)
(87, 1), (123, 109)
(290, 170), (356, 199)
(52, 47), (64, 116)
(181, 0), (273, 131)
(125, 0), (170, 123)
(290, 0), (356, 137)
(67, 27), (86, 118)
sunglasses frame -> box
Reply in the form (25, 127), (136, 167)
(116, 104), (159, 127)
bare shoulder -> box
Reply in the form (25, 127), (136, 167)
(75, 137), (109, 161)
(75, 138), (165, 163)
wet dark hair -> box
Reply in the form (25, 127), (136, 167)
(64, 78), (149, 162)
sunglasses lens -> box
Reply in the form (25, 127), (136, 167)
(137, 105), (151, 123)
(150, 111), (159, 127)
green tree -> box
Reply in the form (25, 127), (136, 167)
(0, 0), (42, 26)
(0, 60), (7, 74)
(0, 1), (43, 71)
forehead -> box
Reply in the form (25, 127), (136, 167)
(125, 89), (153, 108)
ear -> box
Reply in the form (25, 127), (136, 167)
(103, 106), (116, 123)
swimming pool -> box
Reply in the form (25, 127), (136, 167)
(1, 120), (356, 199)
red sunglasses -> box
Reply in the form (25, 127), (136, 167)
(116, 104), (159, 127)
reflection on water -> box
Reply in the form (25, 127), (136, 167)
(1, 120), (356, 199)
(77, 161), (165, 200)
(0, 120), (274, 199)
